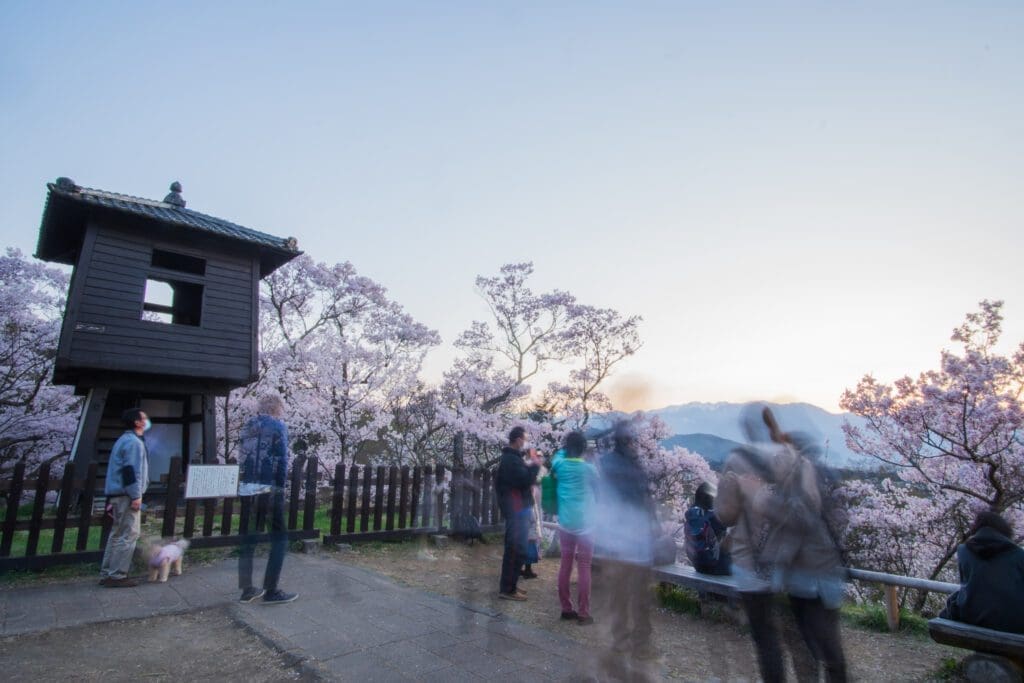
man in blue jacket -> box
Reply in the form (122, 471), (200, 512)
(495, 426), (540, 600)
(237, 393), (297, 604)
(100, 408), (150, 587)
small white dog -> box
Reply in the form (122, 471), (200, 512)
(146, 538), (190, 582)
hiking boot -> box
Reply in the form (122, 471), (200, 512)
(239, 587), (266, 603)
(498, 591), (527, 601)
(263, 589), (298, 604)
(561, 611), (579, 620)
(577, 616), (595, 626)
(102, 577), (138, 588)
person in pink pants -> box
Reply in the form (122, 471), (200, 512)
(550, 430), (598, 625)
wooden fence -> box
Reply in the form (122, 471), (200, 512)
(1, 459), (503, 572)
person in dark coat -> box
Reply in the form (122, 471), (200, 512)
(495, 425), (540, 600)
(941, 510), (1024, 633)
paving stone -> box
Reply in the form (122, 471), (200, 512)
(363, 642), (451, 677)
(321, 649), (413, 682)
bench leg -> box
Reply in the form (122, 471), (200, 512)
(963, 653), (1022, 683)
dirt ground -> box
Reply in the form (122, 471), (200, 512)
(328, 536), (963, 682)
(0, 607), (308, 682)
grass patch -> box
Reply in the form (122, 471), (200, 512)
(841, 601), (930, 636)
(656, 583), (703, 617)
(932, 656), (963, 681)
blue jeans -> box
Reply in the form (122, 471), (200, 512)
(500, 507), (529, 594)
(238, 490), (287, 592)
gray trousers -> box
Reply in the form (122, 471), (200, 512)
(100, 496), (140, 578)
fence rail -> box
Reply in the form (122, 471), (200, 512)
(1, 459), (502, 572)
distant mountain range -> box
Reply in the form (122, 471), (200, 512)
(598, 401), (874, 469)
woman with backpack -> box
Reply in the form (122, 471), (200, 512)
(684, 482), (731, 575)
(549, 430), (599, 624)
(717, 404), (847, 683)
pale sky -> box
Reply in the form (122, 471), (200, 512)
(2, 2), (1021, 412)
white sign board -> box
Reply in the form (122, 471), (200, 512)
(185, 465), (240, 499)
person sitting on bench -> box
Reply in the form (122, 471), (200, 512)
(684, 482), (731, 575)
(941, 510), (1024, 633)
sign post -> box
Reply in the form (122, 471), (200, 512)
(184, 465), (240, 499)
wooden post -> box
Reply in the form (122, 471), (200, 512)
(221, 497), (234, 536)
(385, 466), (398, 531)
(885, 585), (900, 631)
(51, 465), (76, 553)
(346, 465), (359, 533)
(162, 456), (183, 538)
(238, 495), (251, 535)
(481, 470), (492, 526)
(410, 466), (422, 528)
(331, 463), (345, 537)
(373, 466), (385, 531)
(303, 457), (318, 531)
(398, 466), (410, 530)
(472, 468), (483, 522)
(183, 499), (198, 538)
(76, 463), (97, 551)
(435, 464), (445, 531)
(1, 461), (26, 556)
(25, 463), (51, 556)
(421, 465), (434, 528)
(202, 499), (216, 536)
(288, 455), (304, 530)
(360, 465), (372, 532)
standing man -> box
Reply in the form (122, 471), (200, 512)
(495, 426), (540, 601)
(237, 393), (297, 604)
(594, 421), (658, 659)
(100, 408), (150, 587)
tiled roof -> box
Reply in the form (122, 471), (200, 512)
(46, 181), (299, 253)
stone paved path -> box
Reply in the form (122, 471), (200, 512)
(1, 553), (616, 681)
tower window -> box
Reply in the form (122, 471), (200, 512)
(143, 278), (203, 326)
(152, 249), (206, 275)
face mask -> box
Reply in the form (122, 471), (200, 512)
(143, 418), (152, 432)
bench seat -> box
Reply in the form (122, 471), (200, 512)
(652, 562), (739, 597)
(928, 618), (1024, 661)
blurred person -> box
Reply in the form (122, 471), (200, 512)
(237, 393), (297, 604)
(941, 510), (1024, 633)
(495, 426), (540, 600)
(100, 408), (151, 587)
(717, 404), (846, 682)
(684, 481), (731, 575)
(593, 420), (658, 660)
(551, 430), (599, 624)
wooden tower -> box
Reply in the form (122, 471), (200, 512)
(35, 177), (301, 491)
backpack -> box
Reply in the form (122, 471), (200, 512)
(684, 506), (721, 566)
(540, 474), (558, 516)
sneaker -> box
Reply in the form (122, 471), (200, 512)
(102, 577), (138, 588)
(577, 616), (595, 626)
(263, 589), (298, 604)
(239, 587), (266, 603)
(560, 611), (579, 620)
(515, 587), (527, 595)
(498, 591), (528, 601)
(520, 569), (539, 579)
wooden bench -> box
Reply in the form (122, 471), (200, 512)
(652, 562), (739, 598)
(929, 618), (1024, 683)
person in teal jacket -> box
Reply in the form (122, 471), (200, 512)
(551, 430), (598, 624)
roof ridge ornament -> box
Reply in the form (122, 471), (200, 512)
(164, 181), (186, 208)
(55, 176), (79, 192)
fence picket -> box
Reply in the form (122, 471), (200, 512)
(51, 466), (76, 553)
(304, 458), (318, 531)
(0, 462), (26, 556)
(398, 466), (410, 530)
(76, 464), (97, 552)
(385, 466), (398, 531)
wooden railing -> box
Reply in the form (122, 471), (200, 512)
(1, 460), (503, 571)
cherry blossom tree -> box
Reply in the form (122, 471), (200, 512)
(0, 249), (81, 475)
(218, 255), (440, 468)
(445, 262), (642, 465)
(839, 300), (1024, 604)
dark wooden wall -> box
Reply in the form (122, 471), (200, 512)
(54, 217), (259, 388)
